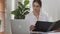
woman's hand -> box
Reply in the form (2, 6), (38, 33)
(30, 25), (35, 31)
(54, 28), (60, 32)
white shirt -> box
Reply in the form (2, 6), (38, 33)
(25, 11), (50, 27)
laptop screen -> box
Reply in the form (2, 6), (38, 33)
(33, 21), (53, 32)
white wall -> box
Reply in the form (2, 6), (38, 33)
(42, 0), (60, 21)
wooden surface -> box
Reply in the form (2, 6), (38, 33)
(0, 32), (11, 34)
(0, 32), (4, 34)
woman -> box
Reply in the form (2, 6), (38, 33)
(25, 0), (49, 31)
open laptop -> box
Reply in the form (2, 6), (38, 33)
(33, 21), (53, 32)
(11, 20), (30, 34)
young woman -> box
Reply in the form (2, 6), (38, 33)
(25, 0), (49, 31)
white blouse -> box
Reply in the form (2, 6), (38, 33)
(25, 11), (49, 27)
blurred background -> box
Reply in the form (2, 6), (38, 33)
(5, 0), (60, 34)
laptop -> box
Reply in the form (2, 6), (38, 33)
(11, 20), (30, 34)
(33, 21), (53, 32)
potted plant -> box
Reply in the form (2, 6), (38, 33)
(11, 0), (30, 34)
(11, 0), (30, 19)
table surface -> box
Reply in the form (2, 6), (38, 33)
(4, 32), (11, 34)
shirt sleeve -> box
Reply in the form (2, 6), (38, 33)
(25, 13), (37, 27)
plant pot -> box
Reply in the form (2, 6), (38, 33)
(11, 19), (29, 34)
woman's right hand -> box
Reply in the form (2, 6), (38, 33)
(30, 25), (35, 31)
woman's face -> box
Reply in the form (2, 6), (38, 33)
(33, 2), (41, 12)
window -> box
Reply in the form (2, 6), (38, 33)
(11, 0), (15, 20)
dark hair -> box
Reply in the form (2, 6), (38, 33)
(33, 0), (42, 7)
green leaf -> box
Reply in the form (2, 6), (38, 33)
(18, 6), (22, 11)
(24, 11), (29, 15)
(11, 9), (20, 16)
(18, 2), (24, 8)
(23, 8), (30, 11)
(24, 0), (29, 6)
